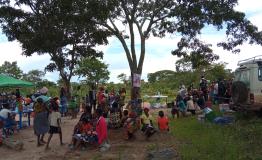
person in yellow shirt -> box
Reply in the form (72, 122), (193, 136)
(141, 108), (153, 126)
(140, 107), (155, 138)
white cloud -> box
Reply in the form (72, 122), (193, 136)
(249, 12), (262, 30)
(215, 44), (262, 70)
(0, 41), (24, 62)
(235, 0), (262, 13)
(0, 41), (53, 79)
(103, 49), (129, 82)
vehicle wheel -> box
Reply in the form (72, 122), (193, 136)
(231, 81), (248, 104)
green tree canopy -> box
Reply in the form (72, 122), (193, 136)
(0, 61), (23, 79)
(147, 70), (176, 83)
(117, 73), (128, 84)
(75, 57), (110, 87)
(205, 63), (233, 81)
(38, 79), (56, 87)
(146, 63), (233, 95)
(0, 0), (110, 97)
(175, 41), (219, 72)
(23, 69), (45, 83)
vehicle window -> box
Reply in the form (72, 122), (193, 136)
(258, 67), (262, 81)
(234, 71), (241, 81)
(241, 70), (250, 83)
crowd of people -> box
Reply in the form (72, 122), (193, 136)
(0, 84), (172, 153)
(171, 76), (233, 118)
(0, 76), (232, 152)
(66, 86), (169, 151)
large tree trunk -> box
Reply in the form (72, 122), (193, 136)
(63, 79), (71, 101)
(130, 37), (145, 101)
(130, 72), (141, 100)
(110, 18), (146, 101)
(130, 71), (143, 116)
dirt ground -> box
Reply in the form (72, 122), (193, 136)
(0, 111), (179, 160)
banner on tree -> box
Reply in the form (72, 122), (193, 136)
(133, 73), (141, 87)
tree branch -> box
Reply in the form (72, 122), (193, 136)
(144, 0), (172, 37)
(121, 0), (138, 70)
(107, 18), (135, 71)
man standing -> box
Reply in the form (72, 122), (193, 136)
(199, 76), (208, 101)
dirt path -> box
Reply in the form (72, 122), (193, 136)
(0, 114), (179, 160)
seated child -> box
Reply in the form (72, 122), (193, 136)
(157, 110), (169, 132)
(121, 110), (129, 127)
(96, 108), (110, 152)
(197, 94), (206, 109)
(70, 116), (98, 150)
(140, 107), (156, 138)
(123, 111), (138, 140)
(187, 96), (196, 115)
(0, 104), (17, 136)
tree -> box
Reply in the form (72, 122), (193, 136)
(0, 0), (109, 98)
(23, 69), (45, 85)
(75, 57), (110, 88)
(175, 42), (219, 72)
(147, 70), (176, 83)
(85, 0), (262, 100)
(205, 63), (233, 81)
(117, 73), (128, 84)
(38, 79), (57, 87)
(0, 61), (23, 79)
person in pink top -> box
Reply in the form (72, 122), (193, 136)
(96, 108), (110, 152)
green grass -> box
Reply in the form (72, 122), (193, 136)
(170, 112), (262, 160)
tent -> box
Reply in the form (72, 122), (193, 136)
(0, 74), (34, 88)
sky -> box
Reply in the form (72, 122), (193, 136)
(0, 0), (262, 83)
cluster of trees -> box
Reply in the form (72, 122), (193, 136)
(0, 0), (261, 100)
(0, 61), (47, 85)
(146, 63), (233, 97)
(0, 60), (110, 97)
(116, 61), (233, 100)
(0, 60), (234, 101)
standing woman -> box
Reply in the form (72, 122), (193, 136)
(97, 86), (106, 112)
(60, 87), (68, 117)
(33, 97), (49, 146)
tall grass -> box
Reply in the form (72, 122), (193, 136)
(170, 114), (262, 160)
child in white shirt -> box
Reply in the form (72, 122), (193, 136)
(45, 101), (63, 150)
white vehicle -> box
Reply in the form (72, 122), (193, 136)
(231, 55), (262, 111)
